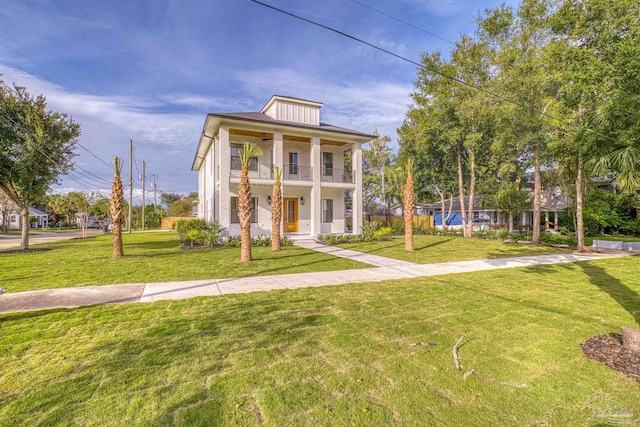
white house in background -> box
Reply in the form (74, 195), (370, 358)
(1, 207), (49, 229)
(192, 95), (374, 237)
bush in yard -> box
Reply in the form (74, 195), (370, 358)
(176, 219), (226, 248)
(619, 220), (640, 236)
(540, 233), (577, 248)
(185, 229), (202, 248)
(361, 220), (382, 240)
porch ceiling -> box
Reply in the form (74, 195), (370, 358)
(229, 129), (274, 139)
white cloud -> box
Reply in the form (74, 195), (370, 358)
(234, 68), (413, 144)
(0, 65), (207, 193)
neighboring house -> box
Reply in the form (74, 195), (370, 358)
(192, 95), (374, 236)
(412, 189), (570, 231)
(3, 207), (49, 229)
(0, 191), (18, 232)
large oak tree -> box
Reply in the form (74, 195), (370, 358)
(0, 84), (80, 250)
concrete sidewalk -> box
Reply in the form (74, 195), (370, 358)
(0, 245), (626, 314)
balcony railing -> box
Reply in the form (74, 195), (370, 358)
(321, 168), (354, 183)
(284, 164), (312, 181)
(230, 159), (274, 180)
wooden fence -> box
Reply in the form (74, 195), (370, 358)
(161, 216), (196, 230)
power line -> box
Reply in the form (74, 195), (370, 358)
(248, 0), (619, 144)
(76, 142), (112, 169)
(349, 0), (456, 45)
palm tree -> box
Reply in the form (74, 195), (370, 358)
(238, 142), (263, 262)
(402, 158), (415, 251)
(271, 166), (282, 252)
(110, 157), (125, 258)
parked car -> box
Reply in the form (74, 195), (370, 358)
(87, 220), (100, 229)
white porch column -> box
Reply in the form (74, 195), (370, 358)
(219, 126), (231, 234)
(273, 132), (284, 235)
(310, 136), (322, 236)
(353, 143), (363, 233)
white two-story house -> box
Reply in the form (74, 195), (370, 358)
(192, 95), (374, 237)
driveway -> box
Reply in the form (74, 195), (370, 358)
(0, 230), (102, 250)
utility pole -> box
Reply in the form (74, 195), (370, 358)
(128, 139), (133, 234)
(141, 160), (146, 231)
(152, 175), (158, 209)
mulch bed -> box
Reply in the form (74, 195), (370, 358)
(0, 248), (51, 255)
(581, 334), (640, 382)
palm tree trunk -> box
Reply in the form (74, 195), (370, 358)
(239, 168), (252, 262)
(111, 157), (125, 258)
(271, 172), (282, 252)
(532, 146), (542, 244)
(403, 167), (414, 251)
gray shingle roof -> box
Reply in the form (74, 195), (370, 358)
(208, 112), (376, 139)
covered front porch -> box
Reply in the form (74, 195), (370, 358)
(226, 184), (353, 237)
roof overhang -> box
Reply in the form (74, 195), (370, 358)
(191, 114), (374, 171)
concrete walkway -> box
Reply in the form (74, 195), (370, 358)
(0, 243), (628, 314)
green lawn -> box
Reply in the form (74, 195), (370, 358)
(1, 256), (639, 426)
(0, 232), (369, 292)
(336, 235), (570, 264)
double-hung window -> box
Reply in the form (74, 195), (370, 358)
(231, 197), (258, 223)
(323, 152), (333, 176)
(289, 152), (298, 175)
(322, 199), (333, 223)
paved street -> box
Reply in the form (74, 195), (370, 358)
(0, 230), (102, 249)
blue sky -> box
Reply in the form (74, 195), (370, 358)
(0, 0), (516, 197)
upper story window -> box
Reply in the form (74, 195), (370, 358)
(323, 152), (333, 176)
(289, 152), (298, 175)
(231, 144), (258, 171)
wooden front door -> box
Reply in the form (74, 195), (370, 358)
(283, 198), (298, 233)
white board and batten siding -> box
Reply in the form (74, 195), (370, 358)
(263, 98), (320, 125)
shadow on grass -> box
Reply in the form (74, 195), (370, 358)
(520, 258), (640, 325)
(578, 261), (640, 325)
(342, 237), (453, 256)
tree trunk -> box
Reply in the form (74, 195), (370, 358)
(466, 149), (476, 238)
(456, 147), (468, 237)
(508, 213), (514, 233)
(20, 205), (29, 250)
(576, 157), (586, 252)
(271, 174), (282, 252)
(403, 170), (414, 251)
(621, 327), (640, 354)
(532, 146), (542, 244)
(239, 167), (253, 262)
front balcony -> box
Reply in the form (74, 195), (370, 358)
(230, 158), (313, 182)
(284, 164), (312, 181)
(321, 168), (354, 184)
(231, 157), (273, 180)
